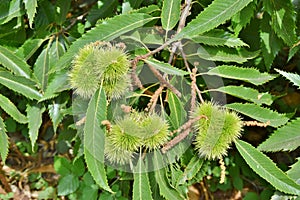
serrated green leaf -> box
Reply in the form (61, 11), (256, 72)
(0, 0), (22, 24)
(153, 152), (184, 200)
(15, 38), (45, 61)
(84, 88), (112, 193)
(55, 13), (156, 72)
(23, 0), (38, 28)
(86, 0), (118, 27)
(275, 69), (300, 89)
(0, 94), (27, 124)
(34, 41), (50, 91)
(288, 43), (300, 61)
(263, 0), (297, 46)
(133, 157), (153, 200)
(235, 140), (300, 195)
(144, 58), (189, 76)
(192, 29), (248, 47)
(48, 100), (67, 133)
(134, 5), (160, 15)
(176, 155), (204, 186)
(257, 118), (300, 152)
(0, 116), (9, 164)
(161, 0), (180, 31)
(204, 65), (276, 85)
(196, 46), (259, 63)
(287, 158), (300, 183)
(55, 0), (71, 25)
(0, 45), (31, 78)
(34, 38), (65, 92)
(213, 85), (273, 105)
(0, 71), (42, 100)
(26, 103), (45, 151)
(167, 90), (186, 130)
(174, 0), (253, 40)
(260, 14), (284, 70)
(57, 174), (80, 196)
(231, 1), (256, 35)
(40, 71), (70, 101)
(128, 0), (143, 8)
(226, 103), (289, 127)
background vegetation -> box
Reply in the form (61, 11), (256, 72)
(0, 0), (299, 199)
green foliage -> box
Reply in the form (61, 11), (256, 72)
(0, 116), (8, 163)
(174, 0), (253, 40)
(133, 157), (153, 200)
(275, 69), (300, 89)
(258, 118), (300, 152)
(226, 103), (289, 127)
(161, 0), (180, 32)
(23, 0), (38, 28)
(84, 88), (112, 193)
(26, 103), (45, 151)
(0, 93), (27, 123)
(203, 65), (276, 85)
(235, 140), (300, 195)
(0, 0), (299, 199)
(213, 86), (273, 105)
(0, 45), (31, 78)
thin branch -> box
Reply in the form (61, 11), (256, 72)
(145, 85), (165, 112)
(146, 62), (182, 97)
(162, 128), (191, 153)
(177, 0), (192, 33)
(162, 115), (208, 153)
(179, 45), (205, 104)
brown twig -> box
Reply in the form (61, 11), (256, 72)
(162, 128), (191, 153)
(179, 45), (205, 104)
(162, 115), (208, 153)
(145, 85), (165, 112)
(146, 61), (182, 97)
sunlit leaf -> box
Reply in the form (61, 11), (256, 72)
(236, 140), (300, 195)
(161, 0), (180, 31)
(133, 157), (153, 200)
(174, 0), (252, 40)
(196, 46), (259, 63)
(0, 0), (22, 24)
(275, 69), (300, 89)
(26, 103), (45, 151)
(167, 90), (187, 129)
(258, 118), (300, 152)
(226, 103), (289, 127)
(15, 38), (45, 61)
(84, 88), (112, 192)
(192, 29), (248, 47)
(213, 86), (273, 105)
(0, 116), (8, 164)
(0, 94), (27, 124)
(0, 45), (31, 78)
(204, 65), (276, 85)
(23, 0), (38, 28)
(0, 71), (42, 100)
